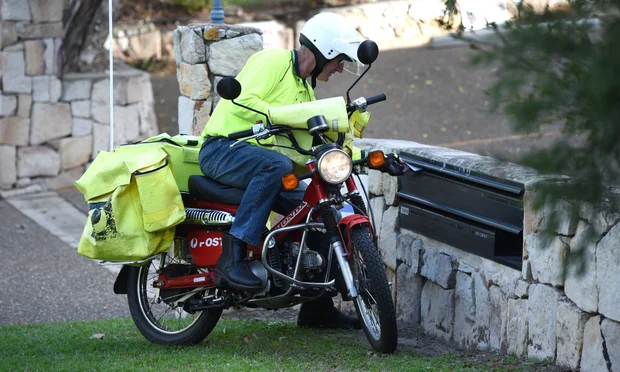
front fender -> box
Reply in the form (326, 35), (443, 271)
(338, 214), (374, 251)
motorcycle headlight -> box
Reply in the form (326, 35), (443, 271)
(317, 149), (353, 184)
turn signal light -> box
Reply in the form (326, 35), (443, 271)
(368, 151), (385, 169)
(281, 173), (299, 191)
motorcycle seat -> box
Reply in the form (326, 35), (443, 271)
(187, 175), (245, 205)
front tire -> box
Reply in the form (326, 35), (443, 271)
(349, 226), (398, 353)
(126, 253), (222, 345)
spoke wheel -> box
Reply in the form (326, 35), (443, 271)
(126, 252), (222, 345)
(349, 227), (398, 353)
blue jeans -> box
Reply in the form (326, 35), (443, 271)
(199, 136), (305, 246)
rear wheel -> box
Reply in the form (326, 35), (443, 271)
(126, 252), (222, 345)
(349, 227), (398, 353)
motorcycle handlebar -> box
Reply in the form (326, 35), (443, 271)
(347, 93), (387, 113)
(366, 93), (386, 106)
(228, 128), (257, 140)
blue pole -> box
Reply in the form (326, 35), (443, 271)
(211, 0), (225, 24)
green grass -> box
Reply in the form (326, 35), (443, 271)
(1, 318), (542, 371)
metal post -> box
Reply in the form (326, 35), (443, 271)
(210, 0), (225, 24)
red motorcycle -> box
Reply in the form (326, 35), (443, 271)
(113, 40), (400, 354)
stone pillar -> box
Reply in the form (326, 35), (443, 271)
(173, 24), (263, 136)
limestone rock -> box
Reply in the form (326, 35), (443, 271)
(28, 0), (63, 22)
(179, 26), (207, 65)
(601, 318), (620, 371)
(177, 62), (212, 100)
(565, 222), (598, 312)
(396, 233), (423, 272)
(378, 206), (400, 270)
(527, 284), (559, 360)
(92, 123), (109, 158)
(202, 24), (262, 41)
(473, 271), (491, 349)
(70, 100), (91, 118)
(420, 248), (456, 289)
(208, 34), (263, 76)
(178, 96), (212, 137)
(383, 173), (398, 205)
(2, 51), (32, 94)
(113, 104), (140, 144)
(33, 76), (61, 102)
(454, 272), (476, 348)
(91, 78), (128, 105)
(1, 0), (32, 21)
(55, 136), (93, 170)
(489, 285), (508, 352)
(596, 223), (620, 322)
(43, 38), (55, 75)
(0, 117), (29, 146)
(369, 197), (386, 235)
(24, 40), (44, 75)
(61, 80), (93, 102)
(16, 22), (63, 39)
(580, 316), (608, 372)
(138, 100), (158, 137)
(1, 22), (18, 48)
(30, 103), (72, 145)
(513, 280), (529, 298)
(506, 298), (528, 358)
(71, 118), (93, 137)
(396, 264), (423, 324)
(173, 27), (182, 65)
(368, 169), (382, 195)
(44, 166), (84, 190)
(17, 146), (60, 177)
(17, 95), (32, 117)
(1, 95), (17, 116)
(556, 299), (589, 370)
(191, 98), (211, 136)
(525, 232), (567, 287)
(420, 280), (454, 342)
(0, 145), (17, 188)
(91, 101), (109, 124)
(127, 74), (154, 104)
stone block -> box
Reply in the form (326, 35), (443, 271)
(378, 206), (399, 270)
(0, 117), (29, 146)
(580, 201), (620, 236)
(527, 284), (559, 361)
(91, 101), (109, 124)
(513, 280), (529, 298)
(17, 94), (32, 117)
(127, 73), (154, 104)
(383, 173), (398, 205)
(44, 166), (84, 190)
(473, 271), (491, 349)
(24, 40), (44, 75)
(420, 280), (454, 342)
(489, 285), (508, 352)
(33, 75), (61, 102)
(30, 103), (72, 145)
(506, 298), (528, 358)
(580, 316), (608, 372)
(368, 169), (382, 195)
(113, 104), (140, 145)
(524, 192), (578, 236)
(556, 299), (589, 370)
(420, 248), (456, 289)
(16, 177), (31, 188)
(2, 51), (32, 94)
(92, 122), (109, 158)
(396, 264), (423, 324)
(601, 318), (620, 371)
(179, 26), (207, 65)
(454, 272), (476, 348)
(138, 100), (158, 137)
(0, 145), (17, 188)
(1, 21), (18, 48)
(61, 80), (93, 102)
(70, 100), (90, 118)
(191, 98), (211, 136)
(208, 33), (263, 76)
(43, 38), (55, 75)
(17, 146), (60, 177)
(369, 196), (386, 235)
(396, 233), (423, 272)
(71, 118), (93, 137)
(1, 0), (31, 21)
(565, 221), (598, 312)
(178, 95), (212, 136)
(16, 22), (63, 39)
(54, 135), (93, 170)
(173, 27), (182, 65)
(177, 62), (212, 100)
(91, 78), (128, 105)
(1, 95), (17, 116)
(28, 0), (63, 22)
(597, 223), (620, 322)
(525, 232), (567, 287)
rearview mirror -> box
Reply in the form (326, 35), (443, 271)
(357, 40), (379, 65)
(217, 77), (241, 100)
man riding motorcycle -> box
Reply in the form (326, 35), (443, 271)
(199, 12), (380, 329)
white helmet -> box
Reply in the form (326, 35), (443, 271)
(299, 12), (364, 78)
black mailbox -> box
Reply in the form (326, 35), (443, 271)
(397, 152), (524, 270)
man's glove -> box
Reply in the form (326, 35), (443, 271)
(380, 153), (407, 176)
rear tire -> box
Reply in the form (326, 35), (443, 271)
(349, 227), (398, 353)
(126, 253), (222, 345)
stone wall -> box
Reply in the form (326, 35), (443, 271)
(356, 138), (620, 370)
(0, 0), (158, 194)
(173, 24), (263, 136)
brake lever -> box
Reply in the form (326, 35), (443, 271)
(230, 129), (271, 147)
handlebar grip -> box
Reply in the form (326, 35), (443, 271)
(228, 128), (255, 140)
(366, 93), (386, 106)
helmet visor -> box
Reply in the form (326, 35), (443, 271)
(343, 59), (365, 76)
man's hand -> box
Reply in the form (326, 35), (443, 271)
(380, 153), (407, 176)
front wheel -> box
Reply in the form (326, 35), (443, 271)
(126, 252), (222, 345)
(349, 226), (398, 353)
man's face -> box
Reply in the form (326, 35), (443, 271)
(316, 56), (345, 82)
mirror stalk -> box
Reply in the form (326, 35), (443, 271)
(346, 64), (372, 105)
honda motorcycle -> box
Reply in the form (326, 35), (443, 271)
(112, 40), (402, 354)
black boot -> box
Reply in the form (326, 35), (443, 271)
(215, 233), (263, 292)
(297, 296), (362, 330)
